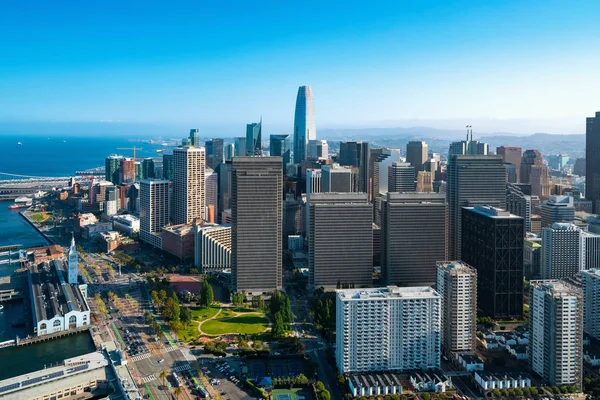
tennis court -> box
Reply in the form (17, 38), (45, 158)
(272, 389), (312, 400)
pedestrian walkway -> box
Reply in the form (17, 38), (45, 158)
(173, 364), (192, 373)
(164, 345), (179, 353)
(131, 352), (152, 362)
(141, 374), (156, 383)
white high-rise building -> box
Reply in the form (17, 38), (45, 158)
(335, 286), (441, 373)
(436, 261), (477, 354)
(173, 146), (206, 224)
(582, 269), (600, 340)
(205, 167), (218, 209)
(581, 231), (600, 270)
(67, 236), (78, 284)
(529, 280), (582, 388)
(541, 223), (582, 279)
(140, 179), (170, 248)
(293, 85), (316, 163)
(307, 139), (328, 160)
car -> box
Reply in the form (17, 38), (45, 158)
(159, 359), (165, 363)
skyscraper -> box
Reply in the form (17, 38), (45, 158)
(120, 158), (136, 184)
(416, 171), (433, 193)
(541, 195), (575, 228)
(586, 112), (600, 213)
(321, 164), (354, 192)
(231, 157), (282, 293)
(461, 206), (524, 319)
(217, 161), (232, 223)
(446, 155), (507, 259)
(293, 85), (316, 163)
(162, 153), (174, 181)
(529, 280), (582, 389)
(105, 154), (123, 185)
(582, 269), (600, 340)
(497, 146), (523, 182)
(339, 141), (370, 193)
(406, 141), (428, 173)
(506, 183), (532, 234)
(381, 192), (447, 287)
(205, 167), (218, 215)
(189, 129), (200, 147)
(449, 129), (489, 155)
(269, 134), (292, 167)
(541, 223), (582, 279)
(224, 143), (234, 161)
(140, 158), (155, 179)
(234, 137), (246, 157)
(388, 162), (416, 192)
(371, 148), (401, 198)
(205, 138), (224, 170)
(173, 147), (206, 224)
(139, 179), (170, 248)
(308, 193), (372, 290)
(436, 261), (477, 355)
(245, 119), (262, 156)
(521, 150), (550, 199)
(335, 286), (441, 374)
(307, 139), (328, 160)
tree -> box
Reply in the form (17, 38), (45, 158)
(492, 389), (501, 397)
(514, 388), (523, 396)
(95, 293), (108, 315)
(232, 292), (245, 307)
(180, 306), (192, 325)
(421, 393), (431, 400)
(162, 297), (181, 321)
(315, 382), (326, 392)
(173, 386), (183, 399)
(198, 280), (214, 308)
(529, 387), (538, 395)
(320, 390), (331, 400)
(159, 369), (167, 390)
(337, 374), (346, 385)
(272, 312), (285, 338)
(252, 296), (265, 310)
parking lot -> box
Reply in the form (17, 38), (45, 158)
(200, 357), (253, 400)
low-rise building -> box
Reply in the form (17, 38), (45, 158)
(474, 372), (532, 392)
(83, 222), (112, 239)
(161, 222), (197, 262)
(194, 224), (232, 273)
(507, 343), (528, 360)
(98, 231), (121, 253)
(112, 214), (140, 236)
(348, 373), (403, 398)
(409, 370), (453, 393)
(455, 353), (484, 372)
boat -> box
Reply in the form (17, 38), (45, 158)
(156, 149), (164, 153)
(0, 305), (4, 312)
(17, 142), (22, 145)
(7, 205), (20, 210)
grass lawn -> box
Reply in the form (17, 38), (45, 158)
(272, 388), (313, 400)
(178, 322), (200, 342)
(190, 306), (221, 322)
(30, 212), (51, 223)
(201, 314), (269, 335)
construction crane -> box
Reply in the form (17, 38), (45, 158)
(116, 146), (143, 162)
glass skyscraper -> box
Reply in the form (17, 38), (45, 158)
(293, 85), (316, 163)
(245, 118), (262, 156)
(269, 134), (292, 168)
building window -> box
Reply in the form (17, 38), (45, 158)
(53, 320), (61, 327)
(69, 315), (77, 324)
(40, 323), (47, 330)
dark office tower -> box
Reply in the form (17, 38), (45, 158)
(217, 161), (232, 223)
(339, 141), (370, 193)
(189, 129), (200, 147)
(321, 164), (354, 192)
(574, 158), (586, 177)
(162, 154), (174, 181)
(205, 138), (224, 170)
(231, 157), (282, 294)
(141, 158), (155, 179)
(406, 141), (428, 173)
(506, 183), (531, 233)
(497, 146), (522, 182)
(587, 112), (600, 213)
(269, 134), (292, 168)
(461, 206), (524, 319)
(293, 85), (316, 163)
(446, 155), (506, 260)
(504, 163), (517, 183)
(105, 154), (122, 184)
(381, 193), (447, 287)
(308, 193), (373, 291)
(388, 162), (416, 192)
(521, 150), (550, 199)
(245, 119), (262, 156)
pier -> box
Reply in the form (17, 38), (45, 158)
(16, 326), (91, 347)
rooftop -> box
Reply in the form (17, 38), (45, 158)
(337, 285), (440, 301)
(466, 205), (522, 219)
(437, 261), (476, 275)
(531, 279), (581, 297)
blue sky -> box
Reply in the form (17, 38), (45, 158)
(1, 0), (599, 135)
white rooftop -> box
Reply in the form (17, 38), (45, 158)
(337, 285), (440, 301)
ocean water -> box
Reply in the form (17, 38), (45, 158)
(0, 134), (170, 177)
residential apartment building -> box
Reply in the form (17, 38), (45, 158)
(194, 224), (232, 273)
(139, 179), (170, 248)
(173, 146), (206, 224)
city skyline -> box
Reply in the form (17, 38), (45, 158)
(1, 2), (600, 134)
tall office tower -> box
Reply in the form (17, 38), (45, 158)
(205, 138), (224, 170)
(139, 179), (170, 248)
(67, 236), (79, 284)
(293, 85), (316, 163)
(120, 158), (136, 184)
(573, 158), (586, 177)
(587, 112), (600, 213)
(497, 146), (523, 182)
(436, 261), (477, 354)
(582, 232), (600, 270)
(335, 286), (441, 374)
(245, 119), (262, 156)
(446, 154), (506, 260)
(234, 137), (246, 157)
(525, 234), (542, 279)
(371, 148), (401, 199)
(269, 134), (292, 168)
(217, 161), (232, 223)
(504, 163), (517, 183)
(224, 143), (234, 161)
(308, 193), (372, 290)
(582, 269), (600, 340)
(381, 193), (447, 287)
(388, 162), (416, 192)
(305, 168), (323, 236)
(541, 195), (575, 228)
(541, 223), (581, 279)
(134, 161), (142, 181)
(173, 147), (206, 224)
(462, 206), (524, 319)
(140, 158), (155, 179)
(322, 164), (354, 192)
(416, 171), (433, 192)
(162, 153), (174, 181)
(507, 183), (532, 234)
(449, 129), (489, 155)
(205, 168), (218, 217)
(231, 157), (282, 294)
(307, 139), (328, 160)
(283, 195), (304, 247)
(406, 141), (428, 173)
(194, 224), (232, 273)
(339, 141), (370, 193)
(105, 154), (123, 184)
(529, 280), (583, 389)
(189, 129), (200, 147)
(521, 150), (550, 199)
(425, 158), (439, 175)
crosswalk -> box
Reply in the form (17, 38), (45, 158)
(172, 364), (192, 373)
(131, 352), (152, 362)
(140, 374), (156, 384)
(164, 345), (179, 353)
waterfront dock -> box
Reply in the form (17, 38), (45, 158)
(16, 326), (91, 347)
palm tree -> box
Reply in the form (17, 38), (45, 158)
(173, 386), (183, 399)
(159, 369), (167, 391)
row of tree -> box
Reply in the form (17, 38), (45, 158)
(198, 280), (214, 308)
(310, 294), (335, 341)
(270, 290), (292, 338)
(314, 381), (331, 400)
(272, 373), (309, 386)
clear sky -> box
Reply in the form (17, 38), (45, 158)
(1, 0), (599, 135)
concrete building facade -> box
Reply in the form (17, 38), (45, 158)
(139, 179), (170, 248)
(173, 146), (205, 224)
